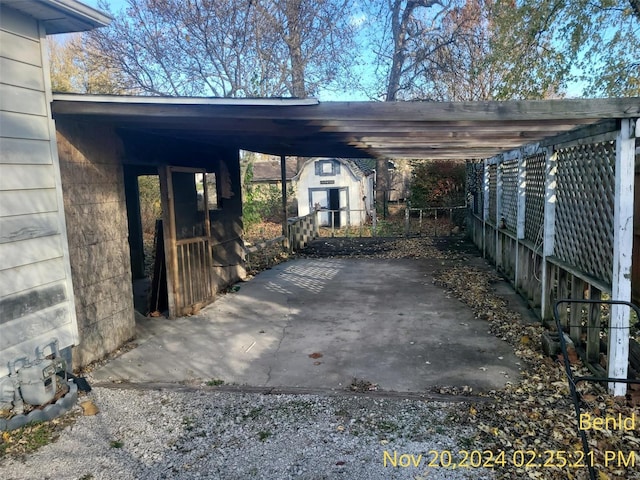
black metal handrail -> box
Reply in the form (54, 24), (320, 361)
(553, 299), (640, 480)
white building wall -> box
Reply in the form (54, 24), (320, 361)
(295, 158), (372, 226)
(0, 6), (78, 376)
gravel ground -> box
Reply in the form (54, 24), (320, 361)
(0, 387), (494, 480)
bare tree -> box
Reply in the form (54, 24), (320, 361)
(88, 0), (358, 98)
(423, 0), (501, 101)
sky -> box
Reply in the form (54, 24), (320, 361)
(77, 0), (589, 100)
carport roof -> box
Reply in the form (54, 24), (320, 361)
(51, 94), (640, 160)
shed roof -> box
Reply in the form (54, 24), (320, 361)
(251, 160), (298, 182)
(1, 0), (111, 33)
(294, 157), (375, 181)
(51, 94), (640, 160)
(345, 158), (375, 177)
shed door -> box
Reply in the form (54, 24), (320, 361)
(310, 189), (329, 226)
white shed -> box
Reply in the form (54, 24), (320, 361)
(294, 157), (374, 227)
(0, 1), (110, 378)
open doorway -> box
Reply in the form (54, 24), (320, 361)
(124, 166), (165, 315)
(328, 188), (341, 228)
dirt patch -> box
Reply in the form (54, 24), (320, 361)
(299, 235), (468, 260)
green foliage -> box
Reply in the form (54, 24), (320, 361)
(409, 161), (466, 208)
(138, 176), (162, 236)
(242, 162), (294, 231)
(490, 0), (640, 98)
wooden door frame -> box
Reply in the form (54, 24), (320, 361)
(159, 166), (210, 318)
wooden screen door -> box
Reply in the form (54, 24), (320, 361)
(159, 166), (215, 317)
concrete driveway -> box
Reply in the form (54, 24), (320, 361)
(92, 257), (521, 392)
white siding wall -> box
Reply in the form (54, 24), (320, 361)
(295, 159), (371, 226)
(0, 6), (78, 376)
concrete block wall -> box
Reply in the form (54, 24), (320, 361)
(288, 212), (318, 250)
(55, 120), (135, 369)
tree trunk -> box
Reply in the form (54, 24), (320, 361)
(285, 0), (307, 98)
(375, 157), (390, 217)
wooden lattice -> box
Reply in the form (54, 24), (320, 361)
(467, 162), (484, 216)
(488, 164), (497, 224)
(500, 160), (518, 233)
(554, 141), (615, 284)
(524, 152), (546, 245)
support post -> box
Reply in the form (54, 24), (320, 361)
(372, 209), (377, 237)
(483, 159), (489, 258)
(515, 153), (527, 289)
(609, 118), (635, 396)
(586, 287), (602, 364)
(404, 207), (410, 237)
(541, 147), (558, 322)
(280, 155), (289, 249)
(496, 159), (503, 270)
(569, 276), (585, 344)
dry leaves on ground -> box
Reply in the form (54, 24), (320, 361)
(300, 236), (464, 261)
(435, 265), (640, 480)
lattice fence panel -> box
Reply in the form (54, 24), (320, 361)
(554, 141), (615, 285)
(500, 160), (518, 233)
(524, 152), (546, 245)
(467, 162), (485, 217)
(488, 164), (497, 224)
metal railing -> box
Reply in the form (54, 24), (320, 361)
(315, 208), (377, 237)
(404, 205), (467, 236)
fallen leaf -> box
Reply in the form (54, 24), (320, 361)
(80, 400), (99, 416)
(308, 352), (323, 359)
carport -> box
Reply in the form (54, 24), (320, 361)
(51, 95), (639, 390)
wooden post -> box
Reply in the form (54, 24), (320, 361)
(372, 209), (377, 237)
(556, 267), (568, 328)
(609, 118), (635, 396)
(515, 154), (527, 289)
(159, 166), (179, 318)
(586, 287), (602, 364)
(280, 155), (289, 249)
(483, 159), (489, 258)
(496, 159), (503, 270)
(569, 276), (585, 344)
(202, 172), (213, 295)
(433, 209), (437, 235)
(404, 207), (410, 236)
(541, 147), (557, 322)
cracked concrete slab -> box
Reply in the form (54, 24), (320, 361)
(92, 258), (524, 393)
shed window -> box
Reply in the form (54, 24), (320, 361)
(315, 160), (340, 176)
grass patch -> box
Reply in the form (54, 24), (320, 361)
(109, 440), (124, 448)
(206, 379), (225, 387)
(182, 416), (195, 431)
(0, 412), (78, 459)
(243, 407), (264, 421)
(257, 430), (271, 441)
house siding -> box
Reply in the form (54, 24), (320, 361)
(55, 120), (136, 369)
(0, 5), (78, 376)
